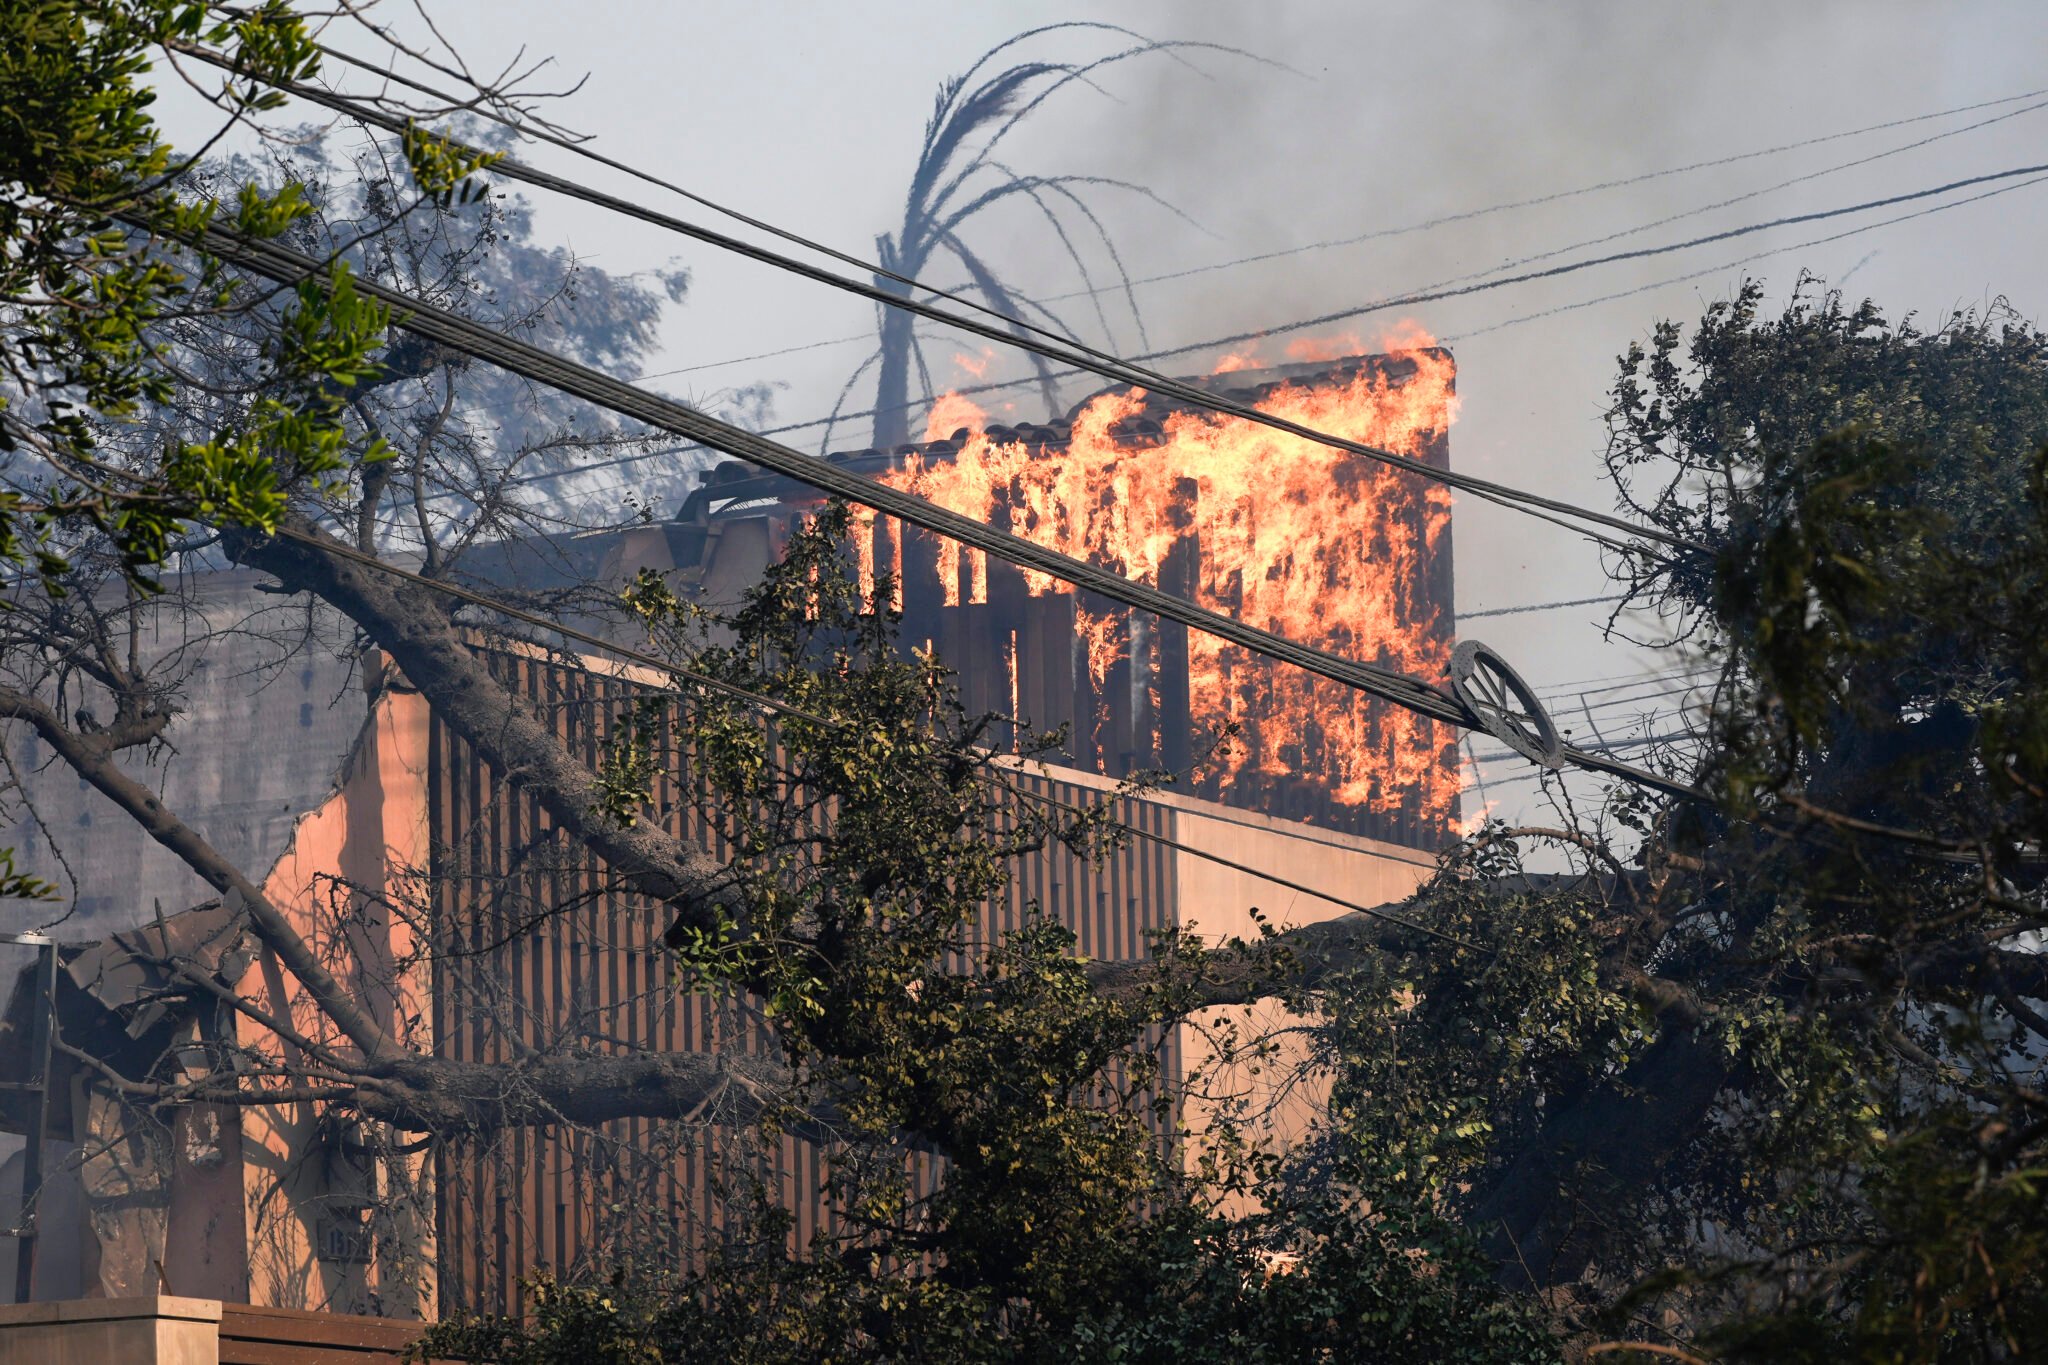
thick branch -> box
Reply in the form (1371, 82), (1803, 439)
(1087, 907), (1716, 1028)
(1086, 909), (1423, 1011)
(361, 1048), (805, 1136)
(230, 518), (734, 936)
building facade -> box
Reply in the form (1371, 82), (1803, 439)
(0, 350), (1459, 1317)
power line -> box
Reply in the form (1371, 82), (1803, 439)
(1472, 730), (1698, 765)
(1532, 661), (1713, 696)
(1121, 160), (2048, 368)
(1442, 169), (2048, 346)
(502, 81), (2048, 395)
(186, 45), (1691, 557)
(173, 216), (1700, 802)
(553, 83), (2048, 386)
(201, 39), (1111, 378)
(1458, 95), (2048, 294)
(514, 156), (2048, 507)
(1560, 684), (1712, 721)
(1554, 678), (1713, 711)
(1016, 84), (2048, 309)
(1460, 593), (1626, 619)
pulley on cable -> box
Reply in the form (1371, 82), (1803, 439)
(1449, 640), (1564, 769)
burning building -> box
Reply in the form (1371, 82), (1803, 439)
(0, 346), (1462, 1320)
(679, 346), (1461, 846)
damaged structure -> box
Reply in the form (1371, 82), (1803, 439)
(0, 351), (1459, 1319)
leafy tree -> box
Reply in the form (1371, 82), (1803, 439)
(1287, 279), (2048, 1361)
(0, 0), (496, 582)
(418, 504), (1557, 1363)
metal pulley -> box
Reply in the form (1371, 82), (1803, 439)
(1449, 640), (1564, 768)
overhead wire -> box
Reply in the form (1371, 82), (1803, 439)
(472, 78), (2048, 384)
(269, 524), (1473, 947)
(1442, 169), (2048, 346)
(166, 44), (2026, 810)
(159, 214), (1702, 804)
(1459, 593), (1626, 619)
(508, 158), (2048, 507)
(1452, 94), (2048, 293)
(175, 40), (1693, 557)
(336, 60), (2048, 507)
(1010, 83), (2048, 309)
(492, 82), (2048, 462)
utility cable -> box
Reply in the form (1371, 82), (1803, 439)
(281, 35), (2048, 374)
(164, 216), (1702, 803)
(503, 77), (2048, 394)
(510, 158), (2048, 508)
(1459, 593), (1626, 619)
(1109, 162), (2048, 369)
(270, 525), (1473, 947)
(173, 41), (1693, 557)
(1013, 85), (2048, 309)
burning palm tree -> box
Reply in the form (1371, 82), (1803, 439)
(829, 24), (1249, 453)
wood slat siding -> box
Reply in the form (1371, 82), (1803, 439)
(427, 642), (1192, 1318)
(217, 1301), (440, 1363)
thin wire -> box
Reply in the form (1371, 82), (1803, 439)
(177, 43), (1690, 556)
(1460, 593), (1627, 619)
(510, 160), (2048, 507)
(1534, 661), (1715, 696)
(291, 37), (2048, 373)
(1013, 84), (2048, 308)
(1121, 162), (2048, 367)
(271, 526), (1470, 946)
(1441, 171), (2048, 346)
(177, 219), (1706, 804)
(178, 39), (1143, 383)
(198, 222), (1463, 718)
(1471, 730), (1698, 765)
(1555, 679), (1712, 712)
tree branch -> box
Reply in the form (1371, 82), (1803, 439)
(229, 517), (739, 941)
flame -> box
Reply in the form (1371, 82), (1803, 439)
(923, 391), (988, 443)
(1284, 333), (1363, 363)
(870, 337), (1460, 827)
(1454, 796), (1497, 839)
(952, 346), (996, 379)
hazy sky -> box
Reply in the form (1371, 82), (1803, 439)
(164, 1), (2048, 818)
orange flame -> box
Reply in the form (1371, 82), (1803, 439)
(1284, 333), (1364, 363)
(923, 391), (988, 443)
(872, 336), (1460, 827)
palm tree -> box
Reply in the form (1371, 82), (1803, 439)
(829, 24), (1250, 452)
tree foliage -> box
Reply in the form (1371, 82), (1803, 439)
(1291, 280), (2048, 1361)
(0, 1), (396, 580)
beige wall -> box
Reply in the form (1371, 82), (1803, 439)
(235, 680), (436, 1318)
(0, 1296), (221, 1365)
(1159, 793), (1439, 1209)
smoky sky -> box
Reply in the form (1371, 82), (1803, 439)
(151, 0), (2048, 818)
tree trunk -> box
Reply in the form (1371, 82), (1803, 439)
(871, 276), (917, 451)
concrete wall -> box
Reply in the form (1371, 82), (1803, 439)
(0, 1296), (222, 1365)
(234, 680), (436, 1318)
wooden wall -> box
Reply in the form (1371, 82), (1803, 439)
(426, 648), (1187, 1317)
